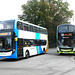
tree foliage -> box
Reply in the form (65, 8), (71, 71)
(18, 0), (53, 27)
(18, 0), (73, 47)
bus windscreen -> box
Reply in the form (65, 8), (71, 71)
(59, 25), (74, 33)
(0, 20), (14, 30)
(58, 25), (75, 47)
(0, 37), (13, 51)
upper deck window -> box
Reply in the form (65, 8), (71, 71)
(17, 21), (47, 34)
(0, 20), (14, 30)
(59, 25), (74, 33)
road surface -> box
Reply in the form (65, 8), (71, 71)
(0, 48), (75, 75)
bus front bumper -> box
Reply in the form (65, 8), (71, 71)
(57, 47), (75, 54)
(57, 51), (75, 54)
(0, 51), (17, 60)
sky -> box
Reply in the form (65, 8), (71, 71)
(0, 0), (75, 24)
(63, 0), (75, 24)
(0, 0), (27, 21)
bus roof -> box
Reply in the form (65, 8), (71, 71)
(57, 24), (75, 28)
(1, 19), (47, 30)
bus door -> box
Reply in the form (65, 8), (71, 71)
(17, 39), (23, 57)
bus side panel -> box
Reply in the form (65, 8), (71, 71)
(36, 46), (43, 54)
(18, 30), (47, 40)
(35, 33), (47, 53)
(38, 46), (43, 54)
(23, 46), (45, 57)
(23, 47), (37, 57)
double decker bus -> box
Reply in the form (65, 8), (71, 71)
(0, 19), (48, 59)
(57, 24), (75, 54)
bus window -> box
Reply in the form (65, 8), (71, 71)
(30, 40), (34, 46)
(33, 26), (35, 32)
(17, 21), (23, 30)
(23, 39), (27, 46)
(26, 39), (30, 46)
(45, 29), (47, 34)
(24, 39), (30, 47)
(41, 40), (46, 45)
(34, 40), (40, 46)
(23, 24), (26, 30)
(39, 40), (42, 46)
(35, 27), (37, 33)
(20, 23), (23, 30)
(38, 28), (41, 33)
(37, 27), (39, 33)
(17, 22), (20, 29)
(5, 37), (12, 49)
(28, 25), (30, 31)
(33, 26), (37, 33)
(36, 27), (38, 33)
(23, 24), (28, 31)
(17, 39), (23, 47)
(30, 26), (33, 32)
(43, 29), (45, 34)
(41, 29), (43, 34)
(28, 25), (32, 31)
(0, 20), (14, 30)
(74, 26), (75, 32)
(43, 29), (46, 34)
(30, 25), (32, 32)
(34, 40), (38, 46)
(23, 23), (25, 30)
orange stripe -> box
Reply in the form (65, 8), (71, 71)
(45, 35), (49, 52)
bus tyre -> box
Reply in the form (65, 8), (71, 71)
(43, 48), (46, 53)
(25, 51), (29, 58)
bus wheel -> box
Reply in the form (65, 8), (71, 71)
(43, 48), (46, 53)
(25, 51), (29, 58)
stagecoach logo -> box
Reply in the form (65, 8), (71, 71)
(0, 32), (11, 36)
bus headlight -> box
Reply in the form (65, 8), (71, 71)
(73, 47), (75, 51)
(57, 47), (60, 51)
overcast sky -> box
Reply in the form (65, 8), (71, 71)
(0, 0), (75, 24)
(0, 0), (27, 21)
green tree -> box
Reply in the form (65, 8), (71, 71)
(47, 0), (73, 47)
(18, 0), (53, 28)
(18, 0), (73, 47)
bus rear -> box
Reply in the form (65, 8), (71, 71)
(57, 24), (75, 54)
(0, 20), (17, 59)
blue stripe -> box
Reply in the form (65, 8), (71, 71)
(39, 46), (43, 54)
(14, 20), (19, 38)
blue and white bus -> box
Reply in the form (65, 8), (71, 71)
(0, 19), (48, 59)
